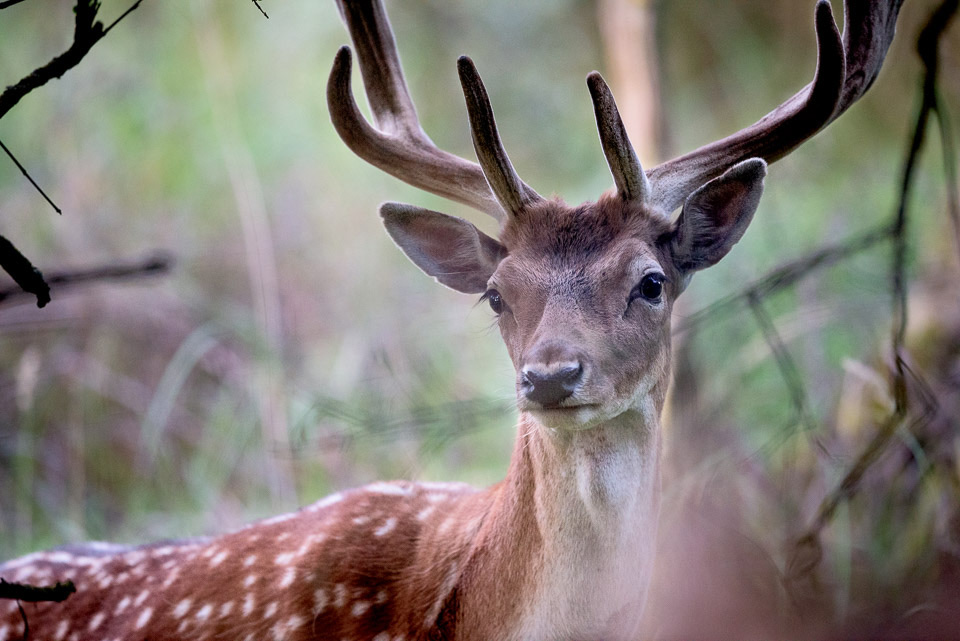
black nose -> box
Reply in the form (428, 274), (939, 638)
(521, 363), (583, 407)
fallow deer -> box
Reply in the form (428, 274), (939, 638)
(0, 1), (902, 639)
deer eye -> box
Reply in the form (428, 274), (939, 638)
(629, 273), (665, 305)
(482, 289), (504, 314)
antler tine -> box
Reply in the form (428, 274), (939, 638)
(458, 56), (545, 217)
(586, 71), (652, 204)
(327, 0), (506, 221)
(647, 0), (902, 216)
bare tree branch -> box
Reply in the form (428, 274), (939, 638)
(0, 0), (144, 121)
(0, 235), (49, 307)
(0, 138), (61, 214)
(0, 252), (173, 306)
(0, 578), (75, 603)
(252, 0), (268, 19)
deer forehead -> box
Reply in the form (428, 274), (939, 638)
(494, 198), (675, 298)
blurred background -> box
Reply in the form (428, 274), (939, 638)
(0, 0), (958, 637)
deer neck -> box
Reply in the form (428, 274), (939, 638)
(460, 398), (663, 640)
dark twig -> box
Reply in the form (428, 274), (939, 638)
(0, 578), (76, 602)
(674, 223), (891, 337)
(252, 0), (268, 19)
(746, 293), (824, 449)
(0, 0), (29, 9)
(0, 252), (173, 306)
(0, 0), (144, 121)
(0, 235), (50, 307)
(0, 138), (61, 215)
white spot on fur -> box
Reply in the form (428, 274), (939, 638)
(209, 550), (229, 567)
(426, 493), (450, 503)
(374, 517), (397, 537)
(98, 574), (114, 589)
(372, 633), (391, 641)
(416, 506), (435, 521)
(352, 515), (371, 526)
(424, 562), (459, 629)
(220, 601), (234, 618)
(244, 554), (257, 567)
(124, 550), (146, 565)
(173, 599), (192, 619)
(438, 517), (455, 535)
(351, 601), (370, 617)
(312, 589), (328, 615)
(196, 603), (213, 622)
(279, 567), (296, 588)
(115, 596), (131, 615)
(136, 607), (153, 630)
(418, 481), (472, 492)
(162, 566), (180, 589)
(262, 512), (295, 526)
(87, 612), (105, 631)
(243, 593), (256, 617)
(264, 601), (278, 619)
(134, 589), (151, 607)
(333, 584), (347, 608)
(274, 552), (294, 565)
(54, 620), (69, 641)
(270, 615), (304, 641)
(307, 493), (343, 511)
(366, 482), (412, 496)
(375, 590), (388, 604)
(244, 573), (257, 588)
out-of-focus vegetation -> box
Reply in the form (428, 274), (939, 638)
(0, 0), (958, 636)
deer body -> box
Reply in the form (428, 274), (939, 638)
(1, 0), (902, 639)
(0, 416), (659, 641)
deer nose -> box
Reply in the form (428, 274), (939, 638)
(520, 362), (583, 407)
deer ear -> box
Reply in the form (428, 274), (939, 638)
(380, 202), (506, 294)
(667, 158), (767, 273)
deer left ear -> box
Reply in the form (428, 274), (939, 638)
(667, 158), (767, 274)
(380, 202), (506, 294)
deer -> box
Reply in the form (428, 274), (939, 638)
(0, 1), (901, 639)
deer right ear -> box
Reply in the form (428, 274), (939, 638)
(666, 158), (767, 274)
(380, 202), (507, 294)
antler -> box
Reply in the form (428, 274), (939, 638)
(327, 0), (542, 222)
(640, 0), (904, 214)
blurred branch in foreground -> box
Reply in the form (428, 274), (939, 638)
(0, 252), (173, 307)
(786, 0), (957, 587)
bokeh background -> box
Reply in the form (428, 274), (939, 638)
(0, 0), (958, 637)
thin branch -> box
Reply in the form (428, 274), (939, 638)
(102, 0), (144, 37)
(0, 578), (75, 602)
(0, 0), (29, 9)
(251, 0), (268, 19)
(0, 138), (61, 214)
(746, 292), (822, 446)
(674, 223), (891, 337)
(0, 0), (144, 121)
(0, 235), (50, 308)
(0, 252), (173, 305)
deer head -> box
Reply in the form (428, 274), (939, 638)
(328, 0), (902, 431)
